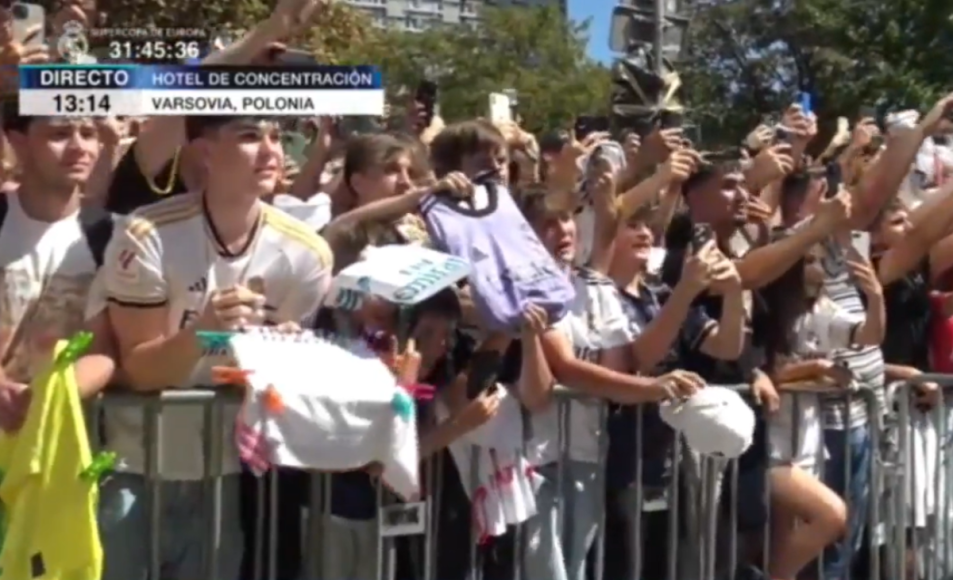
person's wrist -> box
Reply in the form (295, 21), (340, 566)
(259, 15), (291, 41)
(673, 279), (700, 300)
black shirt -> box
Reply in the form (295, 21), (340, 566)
(879, 259), (932, 369)
(660, 249), (765, 384)
(105, 146), (188, 215)
(607, 281), (715, 490)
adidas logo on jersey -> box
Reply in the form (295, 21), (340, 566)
(188, 277), (208, 293)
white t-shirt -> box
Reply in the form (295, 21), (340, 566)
(768, 297), (861, 472)
(526, 268), (635, 465)
(101, 193), (334, 480)
(0, 193), (99, 383)
(271, 193), (332, 232)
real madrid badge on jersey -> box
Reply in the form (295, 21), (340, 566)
(58, 20), (92, 64)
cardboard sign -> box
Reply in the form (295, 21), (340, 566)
(328, 244), (470, 308)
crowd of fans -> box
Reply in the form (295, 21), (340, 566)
(4, 0), (953, 580)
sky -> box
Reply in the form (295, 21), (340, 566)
(569, 0), (615, 64)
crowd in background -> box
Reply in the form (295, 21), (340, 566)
(4, 1), (953, 580)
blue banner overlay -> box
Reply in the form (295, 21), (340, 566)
(19, 65), (382, 90)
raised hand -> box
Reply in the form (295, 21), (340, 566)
(746, 143), (794, 188)
(814, 188), (851, 230)
(745, 124), (775, 152)
(659, 147), (699, 184)
(918, 92), (953, 135)
(520, 304), (549, 337)
(847, 259), (882, 298)
(680, 242), (715, 296)
(432, 171), (473, 199)
(641, 127), (683, 166)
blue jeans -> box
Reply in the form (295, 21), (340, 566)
(98, 473), (243, 580)
(822, 426), (871, 580)
(522, 461), (600, 580)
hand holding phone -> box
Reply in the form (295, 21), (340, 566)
(11, 3), (45, 48)
(488, 93), (511, 125)
(690, 223), (714, 255)
(824, 162), (842, 199)
(797, 91), (812, 116)
(775, 126), (791, 144)
(465, 350), (503, 400)
(416, 80), (438, 128)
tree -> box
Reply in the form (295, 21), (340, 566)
(96, 0), (377, 63)
(344, 5), (612, 133)
(679, 0), (953, 148)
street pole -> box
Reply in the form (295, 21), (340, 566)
(653, 0), (665, 106)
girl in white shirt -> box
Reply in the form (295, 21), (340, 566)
(757, 241), (885, 580)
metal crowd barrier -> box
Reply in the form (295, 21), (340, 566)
(82, 382), (909, 580)
(887, 374), (953, 580)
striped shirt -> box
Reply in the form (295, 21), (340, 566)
(819, 237), (885, 429)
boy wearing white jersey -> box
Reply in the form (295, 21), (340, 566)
(0, 109), (117, 424)
(100, 116), (333, 580)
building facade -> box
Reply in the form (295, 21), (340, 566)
(344, 0), (567, 32)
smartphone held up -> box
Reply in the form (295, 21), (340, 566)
(573, 115), (609, 141)
(7, 1), (45, 48)
(691, 223), (714, 255)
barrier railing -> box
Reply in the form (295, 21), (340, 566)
(887, 375), (953, 580)
(82, 381), (917, 580)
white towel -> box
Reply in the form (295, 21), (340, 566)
(229, 331), (421, 501)
(437, 387), (541, 541)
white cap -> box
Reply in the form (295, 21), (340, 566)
(659, 386), (755, 459)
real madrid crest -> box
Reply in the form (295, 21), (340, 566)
(57, 20), (89, 64)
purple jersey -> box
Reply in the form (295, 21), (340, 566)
(421, 181), (574, 330)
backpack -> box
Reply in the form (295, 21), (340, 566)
(0, 196), (114, 268)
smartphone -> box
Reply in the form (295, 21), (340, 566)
(851, 231), (870, 261)
(274, 48), (317, 66)
(797, 91), (812, 115)
(574, 115), (609, 141)
(416, 79), (438, 125)
(775, 126), (791, 143)
(11, 3), (44, 48)
(647, 247), (667, 274)
(824, 162), (842, 199)
(489, 93), (512, 125)
(658, 110), (683, 130)
(465, 351), (502, 399)
(691, 223), (714, 255)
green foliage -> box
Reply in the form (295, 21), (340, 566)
(680, 0), (953, 149)
(342, 5), (612, 133)
(97, 0), (379, 63)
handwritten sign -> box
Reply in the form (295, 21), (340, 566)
(328, 245), (471, 308)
